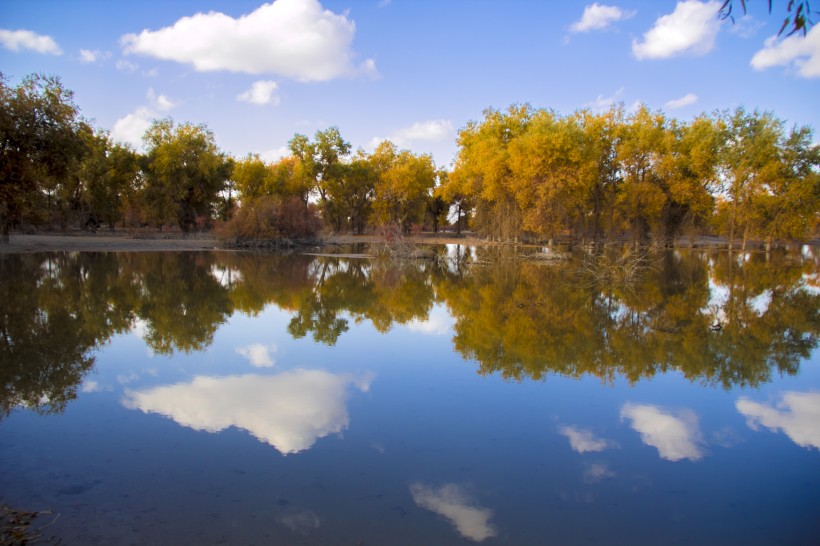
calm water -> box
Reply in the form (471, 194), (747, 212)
(1, 247), (819, 545)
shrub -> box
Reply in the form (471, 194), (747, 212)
(218, 196), (322, 242)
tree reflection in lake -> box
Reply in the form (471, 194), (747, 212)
(0, 253), (134, 417)
(1, 247), (818, 418)
(438, 247), (819, 387)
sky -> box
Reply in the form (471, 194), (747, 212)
(1, 0), (818, 169)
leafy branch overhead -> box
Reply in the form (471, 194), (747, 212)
(719, 0), (817, 35)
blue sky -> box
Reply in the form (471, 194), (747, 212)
(2, 0), (818, 168)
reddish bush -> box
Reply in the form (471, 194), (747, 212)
(218, 196), (322, 242)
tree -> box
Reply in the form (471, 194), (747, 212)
(288, 127), (351, 208)
(76, 128), (140, 230)
(452, 105), (533, 241)
(752, 124), (820, 247)
(233, 153), (273, 202)
(142, 118), (229, 232)
(327, 154), (377, 233)
(0, 73), (85, 241)
(371, 141), (437, 232)
(720, 108), (783, 250)
(616, 106), (670, 245)
(660, 115), (723, 246)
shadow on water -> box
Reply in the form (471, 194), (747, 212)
(1, 247), (818, 417)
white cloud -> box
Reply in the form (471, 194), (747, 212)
(122, 370), (372, 454)
(632, 1), (722, 59)
(259, 146), (291, 163)
(120, 0), (377, 81)
(560, 425), (612, 453)
(394, 120), (454, 143)
(236, 343), (277, 368)
(737, 391), (820, 449)
(371, 120), (455, 151)
(664, 93), (699, 109)
(751, 25), (820, 78)
(116, 59), (139, 72)
(79, 49), (110, 63)
(146, 88), (176, 111)
(111, 88), (176, 148)
(237, 80), (281, 105)
(586, 87), (624, 112)
(570, 3), (636, 33)
(0, 29), (62, 55)
(729, 15), (765, 38)
(621, 403), (704, 461)
(111, 107), (155, 149)
(409, 483), (496, 542)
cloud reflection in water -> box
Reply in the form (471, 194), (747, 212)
(560, 425), (612, 453)
(621, 403), (704, 461)
(409, 483), (496, 542)
(122, 369), (373, 454)
(737, 391), (820, 449)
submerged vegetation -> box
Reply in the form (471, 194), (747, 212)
(1, 73), (818, 247)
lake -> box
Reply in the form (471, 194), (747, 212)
(1, 246), (819, 545)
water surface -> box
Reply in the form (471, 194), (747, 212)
(1, 247), (819, 544)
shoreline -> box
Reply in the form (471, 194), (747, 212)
(0, 232), (816, 255)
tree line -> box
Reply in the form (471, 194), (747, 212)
(443, 104), (819, 249)
(2, 73), (818, 246)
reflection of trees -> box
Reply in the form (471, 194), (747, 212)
(435, 249), (819, 388)
(0, 252), (235, 417)
(221, 254), (437, 345)
(121, 253), (233, 354)
(0, 253), (134, 417)
(2, 247), (816, 419)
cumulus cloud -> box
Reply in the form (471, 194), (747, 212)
(751, 25), (820, 78)
(409, 483), (496, 542)
(112, 107), (155, 149)
(370, 120), (455, 150)
(120, 0), (377, 81)
(632, 1), (722, 59)
(395, 119), (454, 142)
(122, 370), (373, 454)
(664, 92), (699, 109)
(0, 29), (62, 55)
(235, 343), (277, 368)
(560, 425), (612, 453)
(237, 80), (281, 105)
(570, 3), (636, 33)
(111, 88), (176, 148)
(79, 49), (110, 63)
(737, 391), (820, 449)
(621, 403), (704, 461)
